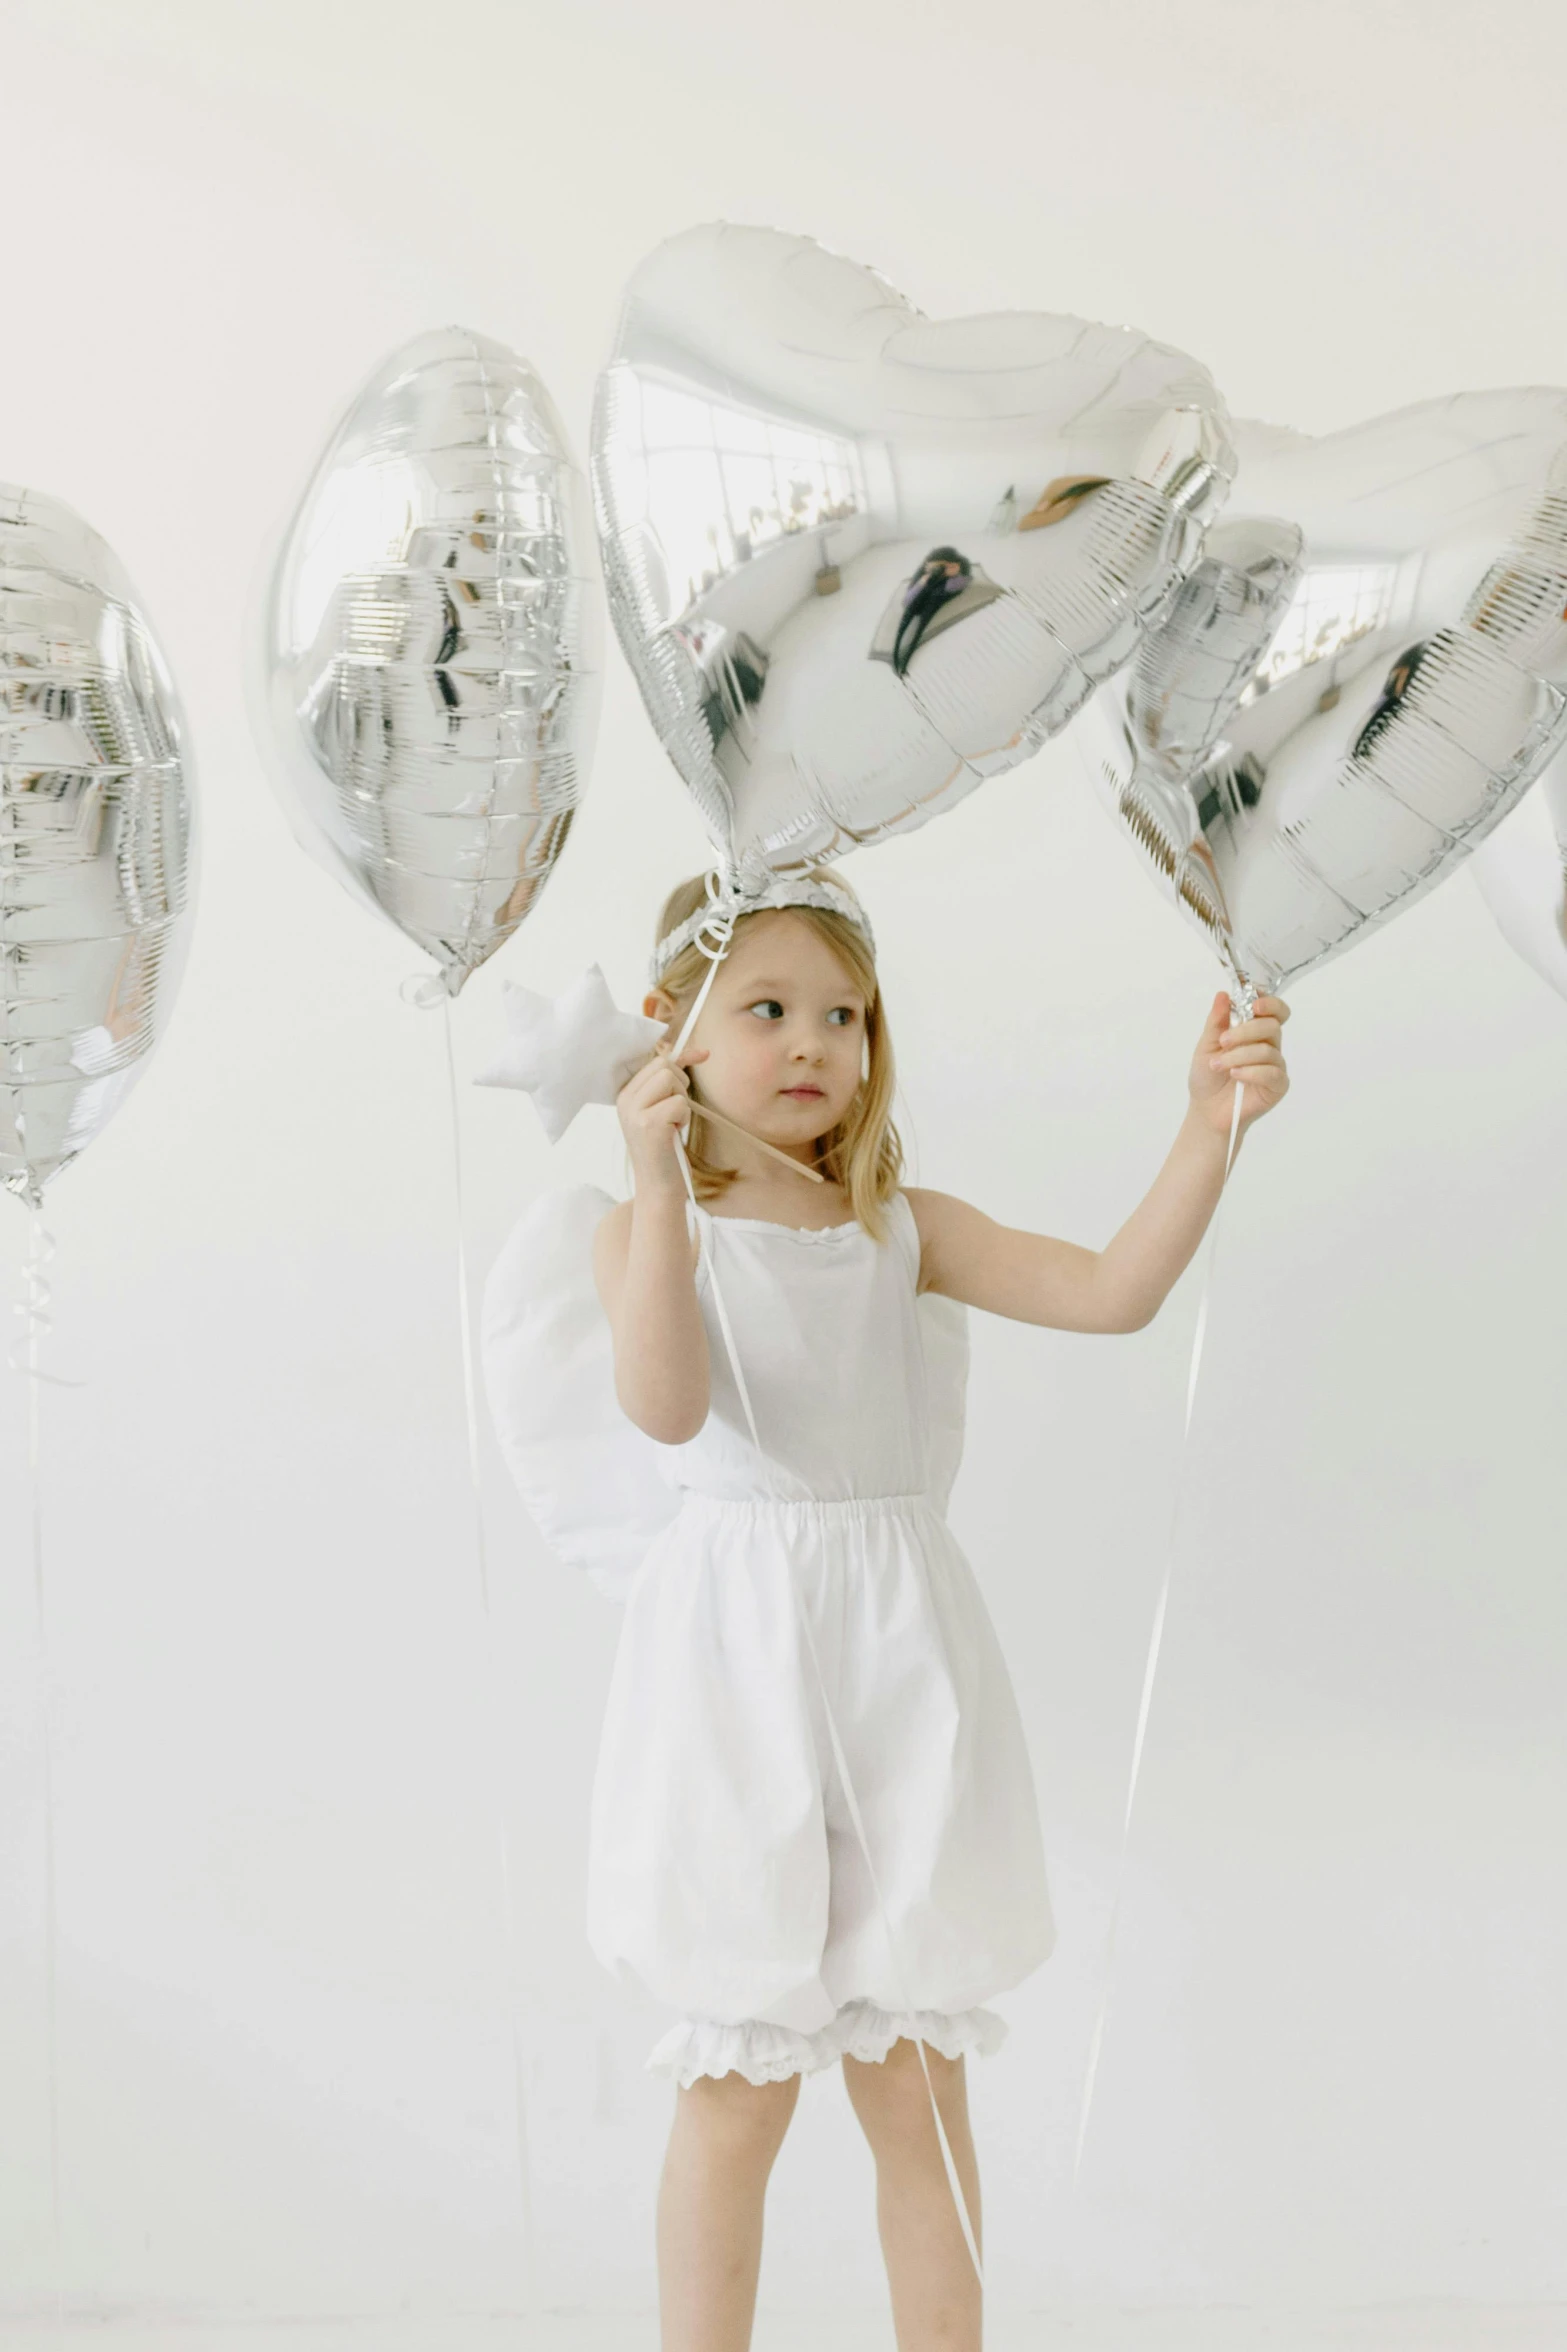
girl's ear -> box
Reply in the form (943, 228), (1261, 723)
(644, 987), (675, 1024)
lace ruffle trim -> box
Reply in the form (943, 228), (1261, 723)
(646, 1996), (1008, 2089)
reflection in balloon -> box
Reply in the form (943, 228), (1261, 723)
(253, 327), (601, 995)
(593, 222), (1235, 883)
(1084, 393), (1567, 991)
(1, 485), (196, 1209)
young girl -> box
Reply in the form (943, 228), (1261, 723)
(578, 860), (1290, 2351)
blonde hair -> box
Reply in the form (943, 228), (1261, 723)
(650, 867), (904, 1242)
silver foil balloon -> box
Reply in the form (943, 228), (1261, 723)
(1, 486), (195, 1208)
(1467, 751), (1567, 1000)
(254, 328), (601, 995)
(1084, 394), (1567, 991)
(592, 222), (1234, 880)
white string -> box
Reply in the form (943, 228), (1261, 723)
(668, 934), (987, 2292)
(1069, 985), (1254, 2194)
(10, 1203), (73, 2344)
(667, 867), (742, 1062)
(7, 1214), (85, 1388)
(404, 970), (539, 2312)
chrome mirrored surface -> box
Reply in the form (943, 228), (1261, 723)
(255, 328), (601, 995)
(1, 487), (195, 1207)
(1468, 749), (1567, 1001)
(1086, 394), (1567, 990)
(593, 222), (1234, 882)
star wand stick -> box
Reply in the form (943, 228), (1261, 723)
(683, 1096), (825, 1183)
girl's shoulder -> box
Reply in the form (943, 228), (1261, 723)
(897, 1185), (943, 1293)
(898, 1186), (993, 1299)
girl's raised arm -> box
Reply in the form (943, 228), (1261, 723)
(592, 1043), (712, 1444)
(908, 991), (1291, 1334)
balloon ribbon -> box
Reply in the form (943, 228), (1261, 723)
(403, 971), (539, 2308)
(1070, 985), (1254, 2194)
(9, 1206), (84, 2346)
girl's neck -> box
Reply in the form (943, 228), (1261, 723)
(705, 1167), (853, 1226)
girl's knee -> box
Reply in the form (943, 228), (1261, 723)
(677, 2067), (802, 2162)
(842, 2040), (968, 2148)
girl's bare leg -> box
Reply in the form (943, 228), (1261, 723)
(842, 2041), (981, 2352)
(657, 2069), (802, 2352)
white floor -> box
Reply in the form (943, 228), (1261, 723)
(1, 2312), (1565, 2351)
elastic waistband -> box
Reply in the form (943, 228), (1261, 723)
(675, 1489), (933, 1520)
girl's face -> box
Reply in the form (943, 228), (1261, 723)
(647, 910), (867, 1157)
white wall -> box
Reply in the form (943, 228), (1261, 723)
(1, 0), (1565, 2339)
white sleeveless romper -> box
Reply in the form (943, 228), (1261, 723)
(586, 1189), (1056, 2087)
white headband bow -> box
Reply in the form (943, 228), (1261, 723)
(649, 864), (876, 987)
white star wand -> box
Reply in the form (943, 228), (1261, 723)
(474, 964), (823, 1180)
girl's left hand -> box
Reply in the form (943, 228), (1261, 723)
(1188, 990), (1291, 1138)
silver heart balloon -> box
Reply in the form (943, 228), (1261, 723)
(253, 327), (601, 995)
(1, 486), (195, 1208)
(592, 222), (1234, 881)
(1467, 750), (1567, 1001)
(1084, 393), (1567, 991)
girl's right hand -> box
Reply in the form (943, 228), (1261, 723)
(616, 1039), (710, 1193)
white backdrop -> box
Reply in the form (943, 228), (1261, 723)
(2, 1), (1565, 2344)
